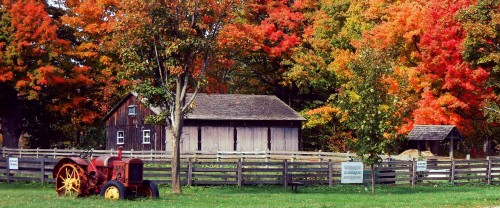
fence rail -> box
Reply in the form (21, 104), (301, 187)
(1, 156), (499, 186)
(1, 147), (365, 162)
(1, 147), (425, 162)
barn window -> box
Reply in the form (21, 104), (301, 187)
(117, 131), (124, 144)
(143, 130), (151, 144)
(128, 105), (136, 116)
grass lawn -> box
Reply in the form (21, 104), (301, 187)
(0, 182), (499, 208)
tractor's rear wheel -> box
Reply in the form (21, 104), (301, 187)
(138, 180), (159, 198)
(55, 163), (86, 197)
(100, 180), (127, 200)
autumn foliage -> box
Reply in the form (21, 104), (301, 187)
(0, 0), (498, 155)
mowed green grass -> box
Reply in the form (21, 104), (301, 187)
(0, 182), (499, 208)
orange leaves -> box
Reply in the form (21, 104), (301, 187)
(304, 106), (341, 128)
(359, 0), (494, 138)
(9, 0), (58, 55)
(0, 71), (13, 82)
(168, 66), (185, 75)
(220, 0), (306, 58)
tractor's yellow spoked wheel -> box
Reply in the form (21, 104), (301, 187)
(104, 186), (120, 200)
(55, 164), (85, 197)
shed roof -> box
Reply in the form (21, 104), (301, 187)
(104, 92), (305, 121)
(408, 125), (464, 141)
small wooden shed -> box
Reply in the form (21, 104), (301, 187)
(408, 125), (464, 159)
(103, 92), (305, 152)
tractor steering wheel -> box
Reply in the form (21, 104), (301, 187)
(79, 149), (93, 159)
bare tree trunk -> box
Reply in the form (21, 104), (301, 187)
(170, 80), (185, 194)
(171, 128), (182, 193)
(371, 163), (375, 194)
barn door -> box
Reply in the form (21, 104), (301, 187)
(271, 127), (299, 151)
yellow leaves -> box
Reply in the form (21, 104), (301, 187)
(329, 49), (354, 79)
(378, 104), (389, 112)
(383, 132), (391, 139)
(99, 56), (112, 66)
(304, 106), (340, 128)
(347, 90), (361, 103)
(437, 93), (468, 109)
(307, 106), (340, 116)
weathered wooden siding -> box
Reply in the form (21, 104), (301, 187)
(201, 126), (233, 151)
(181, 127), (198, 153)
(106, 95), (303, 152)
(105, 95), (164, 151)
(236, 127), (268, 151)
(270, 127), (299, 151)
(165, 126), (199, 152)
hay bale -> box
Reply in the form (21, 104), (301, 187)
(399, 149), (434, 158)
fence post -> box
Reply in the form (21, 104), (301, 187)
(6, 155), (11, 183)
(237, 158), (243, 187)
(411, 158), (416, 186)
(151, 149), (154, 160)
(40, 157), (46, 183)
(265, 151), (270, 163)
(450, 160), (455, 185)
(187, 158), (193, 186)
(487, 156), (492, 185)
(53, 148), (57, 159)
(328, 159), (333, 186)
(36, 148), (39, 158)
(318, 150), (323, 162)
(283, 159), (288, 187)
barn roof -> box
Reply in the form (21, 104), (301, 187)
(104, 92), (305, 121)
(408, 125), (464, 141)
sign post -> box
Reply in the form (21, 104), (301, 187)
(341, 162), (364, 184)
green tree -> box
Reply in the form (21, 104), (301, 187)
(288, 0), (372, 151)
(336, 49), (402, 194)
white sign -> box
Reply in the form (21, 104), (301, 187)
(416, 160), (427, 172)
(341, 162), (364, 183)
(9, 157), (18, 170)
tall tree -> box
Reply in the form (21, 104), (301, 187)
(363, 0), (494, 153)
(459, 0), (500, 153)
(116, 0), (237, 193)
(335, 49), (402, 194)
(288, 0), (372, 151)
(218, 0), (310, 105)
(58, 0), (123, 145)
(0, 0), (69, 147)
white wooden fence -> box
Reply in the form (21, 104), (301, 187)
(0, 147), (371, 161)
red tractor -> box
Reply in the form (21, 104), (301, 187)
(52, 147), (159, 200)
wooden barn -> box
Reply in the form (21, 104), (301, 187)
(408, 125), (464, 158)
(103, 92), (305, 152)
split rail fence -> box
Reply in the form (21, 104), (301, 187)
(1, 156), (499, 186)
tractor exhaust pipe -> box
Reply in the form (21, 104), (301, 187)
(118, 146), (123, 160)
